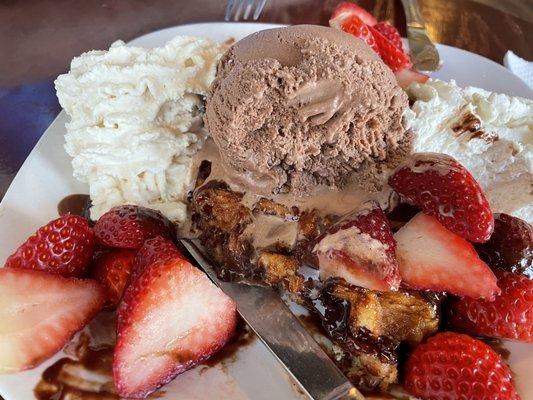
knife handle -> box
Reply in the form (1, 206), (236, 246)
(401, 0), (425, 28)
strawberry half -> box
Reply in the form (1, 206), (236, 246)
(369, 25), (412, 71)
(393, 68), (429, 89)
(5, 214), (95, 278)
(475, 213), (533, 277)
(394, 213), (499, 299)
(115, 236), (184, 333)
(404, 332), (519, 400)
(329, 13), (379, 53)
(94, 205), (176, 250)
(330, 1), (377, 26)
(130, 236), (183, 281)
(92, 249), (137, 309)
(0, 268), (105, 372)
(449, 270), (533, 342)
(114, 251), (237, 398)
(373, 21), (403, 51)
(389, 153), (494, 243)
(313, 201), (401, 291)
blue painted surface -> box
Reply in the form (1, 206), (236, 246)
(0, 80), (61, 198)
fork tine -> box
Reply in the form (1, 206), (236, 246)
(252, 0), (267, 20)
(224, 0), (236, 21)
(242, 0), (255, 20)
(233, 0), (245, 21)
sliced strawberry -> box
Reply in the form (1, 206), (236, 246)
(0, 268), (105, 372)
(369, 26), (412, 71)
(116, 236), (184, 333)
(5, 214), (95, 278)
(330, 1), (377, 26)
(94, 205), (176, 250)
(313, 201), (401, 291)
(92, 249), (137, 309)
(130, 236), (183, 281)
(394, 213), (499, 299)
(475, 213), (533, 277)
(114, 252), (237, 398)
(404, 332), (519, 400)
(329, 13), (379, 53)
(394, 68), (429, 89)
(389, 153), (494, 243)
(373, 21), (403, 51)
(449, 270), (533, 342)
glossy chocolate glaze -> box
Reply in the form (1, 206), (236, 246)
(310, 279), (398, 364)
(34, 334), (117, 400)
(32, 312), (173, 399)
(57, 194), (92, 219)
(34, 312), (117, 399)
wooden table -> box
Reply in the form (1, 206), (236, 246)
(0, 0), (531, 198)
(1, 0), (531, 87)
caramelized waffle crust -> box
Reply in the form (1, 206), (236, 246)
(191, 180), (441, 391)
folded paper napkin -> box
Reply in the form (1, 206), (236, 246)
(504, 51), (533, 89)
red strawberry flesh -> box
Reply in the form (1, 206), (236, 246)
(130, 236), (183, 281)
(373, 21), (403, 51)
(92, 249), (137, 309)
(404, 332), (519, 400)
(114, 252), (237, 398)
(330, 2), (378, 26)
(394, 212), (499, 299)
(329, 13), (379, 54)
(313, 201), (401, 291)
(389, 152), (494, 243)
(475, 213), (532, 278)
(5, 214), (95, 278)
(449, 270), (533, 342)
(369, 26), (412, 71)
(0, 268), (105, 372)
(94, 205), (176, 250)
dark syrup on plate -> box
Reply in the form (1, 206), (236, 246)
(57, 194), (92, 219)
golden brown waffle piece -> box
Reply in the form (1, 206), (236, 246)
(190, 181), (440, 392)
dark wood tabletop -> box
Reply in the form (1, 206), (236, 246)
(2, 0), (532, 87)
(0, 0), (532, 199)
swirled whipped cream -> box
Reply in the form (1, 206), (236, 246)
(55, 36), (226, 221)
(404, 79), (532, 222)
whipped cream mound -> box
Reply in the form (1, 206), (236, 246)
(55, 36), (227, 221)
(404, 79), (533, 222)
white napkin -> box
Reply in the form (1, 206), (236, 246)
(504, 51), (533, 89)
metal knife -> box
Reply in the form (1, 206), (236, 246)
(401, 0), (441, 72)
(180, 238), (365, 400)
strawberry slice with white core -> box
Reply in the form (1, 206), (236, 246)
(330, 2), (378, 26)
(389, 152), (494, 243)
(0, 268), (105, 373)
(314, 201), (401, 291)
(394, 68), (429, 89)
(114, 252), (237, 398)
(394, 213), (499, 299)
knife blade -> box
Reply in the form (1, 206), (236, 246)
(180, 238), (365, 400)
(401, 0), (441, 72)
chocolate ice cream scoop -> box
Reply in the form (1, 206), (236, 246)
(204, 25), (410, 195)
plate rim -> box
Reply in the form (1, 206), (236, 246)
(1, 20), (532, 400)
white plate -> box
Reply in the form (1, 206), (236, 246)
(0, 22), (531, 400)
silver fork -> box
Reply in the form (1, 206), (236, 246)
(224, 0), (268, 21)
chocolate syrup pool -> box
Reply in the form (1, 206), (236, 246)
(57, 194), (91, 218)
(34, 310), (256, 399)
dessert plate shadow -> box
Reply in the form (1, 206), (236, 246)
(0, 22), (531, 400)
